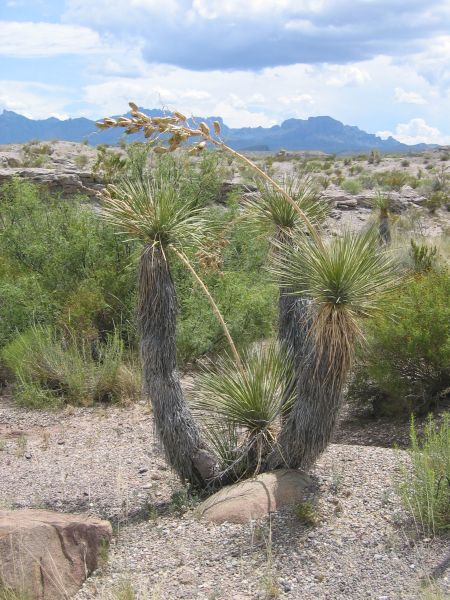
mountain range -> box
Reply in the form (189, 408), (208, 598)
(0, 109), (434, 154)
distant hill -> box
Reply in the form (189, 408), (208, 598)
(0, 109), (434, 154)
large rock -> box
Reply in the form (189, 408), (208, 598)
(0, 168), (102, 198)
(197, 470), (313, 524)
(0, 510), (112, 600)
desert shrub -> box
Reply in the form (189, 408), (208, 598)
(74, 154), (89, 169)
(375, 169), (410, 190)
(0, 178), (137, 347)
(2, 327), (140, 408)
(21, 141), (52, 167)
(349, 269), (450, 416)
(177, 270), (276, 365)
(341, 178), (362, 195)
(173, 205), (276, 364)
(0, 174), (275, 382)
(401, 159), (410, 167)
(91, 145), (128, 182)
(0, 275), (55, 347)
(349, 164), (364, 176)
(397, 414), (450, 535)
(410, 240), (438, 273)
(368, 150), (381, 165)
(425, 191), (449, 213)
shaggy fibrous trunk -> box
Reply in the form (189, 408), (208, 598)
(277, 232), (311, 408)
(379, 211), (391, 245)
(278, 292), (309, 406)
(139, 245), (216, 487)
(268, 313), (351, 471)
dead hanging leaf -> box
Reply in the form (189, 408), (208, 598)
(213, 121), (221, 135)
(174, 111), (187, 121)
(129, 101), (139, 112)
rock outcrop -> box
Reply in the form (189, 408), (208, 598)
(0, 510), (112, 600)
(0, 168), (103, 198)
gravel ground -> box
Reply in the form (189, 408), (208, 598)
(1, 394), (449, 600)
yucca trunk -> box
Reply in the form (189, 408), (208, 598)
(139, 245), (215, 487)
(278, 292), (309, 405)
(277, 232), (310, 408)
(379, 210), (391, 245)
(268, 313), (351, 471)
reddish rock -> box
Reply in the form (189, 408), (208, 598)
(0, 510), (112, 599)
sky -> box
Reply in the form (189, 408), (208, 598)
(1, 0), (450, 144)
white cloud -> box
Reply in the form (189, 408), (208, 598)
(394, 87), (426, 104)
(278, 93), (314, 106)
(326, 65), (371, 87)
(0, 81), (71, 119)
(413, 34), (450, 91)
(191, 0), (324, 20)
(377, 118), (450, 145)
(0, 21), (102, 58)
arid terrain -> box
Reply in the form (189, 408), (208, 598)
(1, 390), (449, 600)
(1, 143), (449, 599)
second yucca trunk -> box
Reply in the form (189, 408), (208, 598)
(268, 313), (352, 471)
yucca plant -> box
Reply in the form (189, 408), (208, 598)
(372, 190), (392, 245)
(98, 176), (225, 486)
(192, 342), (295, 482)
(97, 105), (400, 481)
(244, 175), (328, 406)
(267, 228), (400, 470)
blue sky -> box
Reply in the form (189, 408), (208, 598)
(1, 0), (450, 143)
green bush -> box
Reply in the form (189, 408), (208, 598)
(2, 327), (140, 408)
(0, 173), (276, 398)
(341, 178), (362, 195)
(349, 270), (450, 415)
(397, 414), (450, 535)
(375, 169), (411, 190)
(0, 178), (137, 347)
(175, 212), (276, 364)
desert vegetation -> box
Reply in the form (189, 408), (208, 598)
(0, 108), (449, 599)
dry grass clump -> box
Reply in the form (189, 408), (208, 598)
(2, 326), (141, 408)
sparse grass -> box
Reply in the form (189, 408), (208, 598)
(74, 154), (89, 169)
(292, 500), (319, 525)
(21, 141), (52, 167)
(111, 580), (136, 600)
(258, 518), (281, 599)
(15, 434), (27, 457)
(420, 580), (448, 600)
(98, 537), (110, 563)
(0, 587), (31, 600)
(397, 414), (450, 536)
(2, 327), (141, 408)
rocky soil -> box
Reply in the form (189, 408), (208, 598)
(0, 142), (449, 238)
(1, 391), (449, 600)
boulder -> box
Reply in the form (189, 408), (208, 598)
(197, 470), (313, 524)
(336, 198), (357, 210)
(0, 168), (101, 198)
(0, 510), (112, 600)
